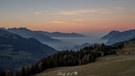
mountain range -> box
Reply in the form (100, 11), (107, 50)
(38, 31), (85, 37)
(102, 29), (135, 44)
(0, 27), (86, 71)
(7, 28), (60, 43)
(4, 27), (85, 50)
(6, 28), (85, 42)
(0, 29), (57, 72)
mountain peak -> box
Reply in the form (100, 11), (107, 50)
(0, 29), (19, 38)
(102, 29), (135, 44)
(8, 27), (31, 31)
(110, 30), (120, 33)
(101, 30), (120, 39)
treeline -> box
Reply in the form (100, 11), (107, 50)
(0, 43), (124, 76)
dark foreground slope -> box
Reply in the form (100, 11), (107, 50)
(0, 29), (57, 72)
(35, 56), (135, 76)
(8, 42), (123, 76)
(35, 39), (135, 76)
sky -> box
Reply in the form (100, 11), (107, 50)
(0, 0), (135, 34)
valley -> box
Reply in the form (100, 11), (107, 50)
(0, 28), (135, 76)
(0, 0), (135, 76)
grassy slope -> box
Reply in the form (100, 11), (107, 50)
(35, 41), (135, 76)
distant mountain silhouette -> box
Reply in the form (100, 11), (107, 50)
(37, 31), (85, 37)
(7, 27), (60, 43)
(4, 27), (85, 50)
(101, 30), (120, 39)
(0, 29), (57, 71)
(102, 29), (135, 44)
(72, 43), (93, 51)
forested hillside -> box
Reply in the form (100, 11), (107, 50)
(0, 42), (124, 76)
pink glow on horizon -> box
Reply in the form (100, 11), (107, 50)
(1, 24), (134, 33)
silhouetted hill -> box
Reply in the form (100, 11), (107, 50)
(33, 37), (135, 76)
(37, 31), (85, 37)
(0, 29), (57, 72)
(101, 29), (135, 44)
(7, 27), (60, 43)
(101, 30), (120, 39)
(72, 43), (92, 50)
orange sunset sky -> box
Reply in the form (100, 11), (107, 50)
(0, 0), (135, 33)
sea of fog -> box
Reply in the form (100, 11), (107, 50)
(45, 36), (108, 51)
